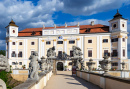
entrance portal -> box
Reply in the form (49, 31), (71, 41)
(57, 62), (63, 71)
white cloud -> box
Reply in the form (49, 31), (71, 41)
(59, 0), (130, 15)
(66, 19), (109, 26)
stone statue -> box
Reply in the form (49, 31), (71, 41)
(0, 55), (10, 72)
(41, 56), (47, 74)
(47, 46), (56, 58)
(28, 51), (39, 80)
(72, 46), (83, 57)
(99, 55), (111, 75)
(79, 58), (85, 70)
(86, 59), (95, 72)
(62, 52), (69, 60)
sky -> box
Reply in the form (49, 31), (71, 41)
(0, 0), (130, 57)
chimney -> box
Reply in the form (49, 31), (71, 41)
(43, 25), (45, 29)
(77, 22), (80, 27)
(54, 24), (56, 28)
(91, 21), (94, 26)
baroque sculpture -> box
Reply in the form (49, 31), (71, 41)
(28, 51), (40, 80)
(72, 46), (85, 70)
(72, 46), (83, 57)
(41, 56), (47, 74)
(86, 59), (95, 72)
(99, 55), (111, 75)
(0, 54), (10, 72)
(47, 46), (56, 58)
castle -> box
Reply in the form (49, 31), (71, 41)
(5, 10), (130, 70)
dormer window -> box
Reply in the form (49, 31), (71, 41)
(13, 30), (15, 33)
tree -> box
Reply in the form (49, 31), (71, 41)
(0, 50), (6, 56)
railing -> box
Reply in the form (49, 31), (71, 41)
(76, 70), (130, 89)
(13, 70), (53, 89)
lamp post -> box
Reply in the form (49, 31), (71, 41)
(86, 59), (95, 72)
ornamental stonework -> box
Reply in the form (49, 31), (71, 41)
(118, 35), (122, 38)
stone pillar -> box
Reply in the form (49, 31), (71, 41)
(42, 40), (45, 57)
(118, 35), (122, 70)
(8, 40), (12, 59)
(53, 39), (56, 52)
(64, 39), (67, 53)
(16, 41), (18, 59)
(125, 36), (128, 58)
(38, 38), (41, 59)
(53, 59), (57, 75)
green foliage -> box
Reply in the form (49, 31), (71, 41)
(0, 71), (23, 89)
(0, 71), (12, 89)
(0, 50), (6, 56)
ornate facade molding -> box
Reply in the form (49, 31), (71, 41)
(118, 35), (123, 38)
(64, 39), (67, 41)
(77, 38), (80, 40)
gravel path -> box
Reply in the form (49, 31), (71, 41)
(44, 71), (101, 89)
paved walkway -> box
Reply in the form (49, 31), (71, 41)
(44, 71), (101, 89)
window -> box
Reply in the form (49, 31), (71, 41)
(122, 38), (125, 42)
(112, 50), (118, 57)
(18, 51), (22, 57)
(19, 62), (22, 65)
(113, 24), (116, 28)
(111, 38), (118, 42)
(31, 51), (34, 55)
(31, 42), (35, 45)
(13, 30), (15, 33)
(12, 62), (15, 65)
(69, 40), (75, 44)
(88, 50), (92, 57)
(68, 62), (72, 65)
(19, 42), (22, 45)
(123, 49), (125, 57)
(88, 40), (92, 43)
(104, 50), (108, 56)
(12, 42), (15, 45)
(7, 42), (8, 45)
(46, 41), (51, 45)
(57, 41), (63, 44)
(122, 24), (124, 27)
(103, 39), (108, 43)
(70, 51), (73, 57)
(112, 62), (118, 66)
(12, 51), (16, 57)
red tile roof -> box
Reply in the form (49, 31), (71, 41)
(18, 24), (109, 37)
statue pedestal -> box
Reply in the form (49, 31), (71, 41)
(53, 59), (57, 75)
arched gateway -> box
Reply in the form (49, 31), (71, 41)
(57, 62), (64, 71)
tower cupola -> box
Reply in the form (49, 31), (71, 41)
(5, 19), (19, 37)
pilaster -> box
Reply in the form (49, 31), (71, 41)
(64, 39), (67, 53)
(53, 39), (56, 52)
(42, 40), (45, 57)
(125, 36), (128, 58)
(118, 35), (122, 70)
(8, 40), (12, 59)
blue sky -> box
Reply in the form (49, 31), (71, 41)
(0, 0), (130, 57)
